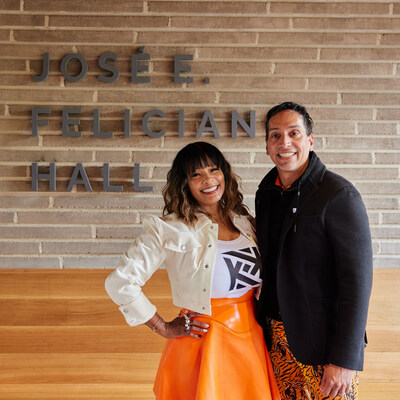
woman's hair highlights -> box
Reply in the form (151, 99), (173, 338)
(162, 141), (249, 225)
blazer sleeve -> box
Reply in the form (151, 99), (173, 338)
(325, 185), (373, 370)
(105, 216), (167, 326)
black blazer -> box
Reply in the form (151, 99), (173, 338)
(255, 152), (373, 371)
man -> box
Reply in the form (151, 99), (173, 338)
(255, 102), (373, 399)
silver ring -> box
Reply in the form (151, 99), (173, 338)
(184, 314), (191, 332)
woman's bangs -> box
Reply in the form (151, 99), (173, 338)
(186, 152), (221, 175)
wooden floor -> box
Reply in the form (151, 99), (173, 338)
(0, 268), (398, 400)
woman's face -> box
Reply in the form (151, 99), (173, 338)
(187, 164), (225, 212)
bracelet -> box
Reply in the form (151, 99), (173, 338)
(153, 318), (165, 332)
(152, 316), (165, 332)
(152, 316), (163, 331)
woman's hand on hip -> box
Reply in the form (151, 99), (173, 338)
(161, 312), (209, 339)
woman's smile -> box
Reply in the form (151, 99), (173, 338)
(201, 185), (219, 194)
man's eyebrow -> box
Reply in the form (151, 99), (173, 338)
(268, 125), (301, 131)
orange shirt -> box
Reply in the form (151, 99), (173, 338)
(275, 175), (291, 190)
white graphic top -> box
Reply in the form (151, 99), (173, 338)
(211, 233), (262, 299)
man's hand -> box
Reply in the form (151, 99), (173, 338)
(320, 364), (355, 398)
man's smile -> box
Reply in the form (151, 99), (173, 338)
(278, 152), (296, 158)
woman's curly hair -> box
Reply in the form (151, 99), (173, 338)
(162, 141), (250, 225)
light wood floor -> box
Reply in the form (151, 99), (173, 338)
(0, 268), (398, 400)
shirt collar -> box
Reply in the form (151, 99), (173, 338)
(275, 175), (291, 190)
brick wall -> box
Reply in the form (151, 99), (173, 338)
(0, 0), (399, 269)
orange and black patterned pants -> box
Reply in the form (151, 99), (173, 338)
(268, 319), (359, 400)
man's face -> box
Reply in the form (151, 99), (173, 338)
(266, 109), (314, 181)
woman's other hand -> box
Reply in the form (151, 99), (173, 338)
(163, 312), (209, 339)
(146, 312), (209, 339)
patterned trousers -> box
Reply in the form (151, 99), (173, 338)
(268, 319), (359, 400)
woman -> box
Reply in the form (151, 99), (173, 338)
(105, 142), (280, 400)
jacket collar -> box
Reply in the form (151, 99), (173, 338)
(194, 213), (213, 231)
(193, 212), (249, 233)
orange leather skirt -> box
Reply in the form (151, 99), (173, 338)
(153, 290), (281, 400)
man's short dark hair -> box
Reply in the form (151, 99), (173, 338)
(265, 101), (314, 139)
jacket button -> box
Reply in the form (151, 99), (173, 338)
(203, 288), (206, 292)
(202, 307), (206, 310)
(205, 264), (209, 269)
(210, 226), (214, 230)
(181, 245), (186, 250)
(207, 244), (212, 248)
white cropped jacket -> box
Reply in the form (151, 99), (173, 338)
(105, 213), (256, 326)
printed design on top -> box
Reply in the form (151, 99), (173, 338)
(222, 246), (262, 291)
